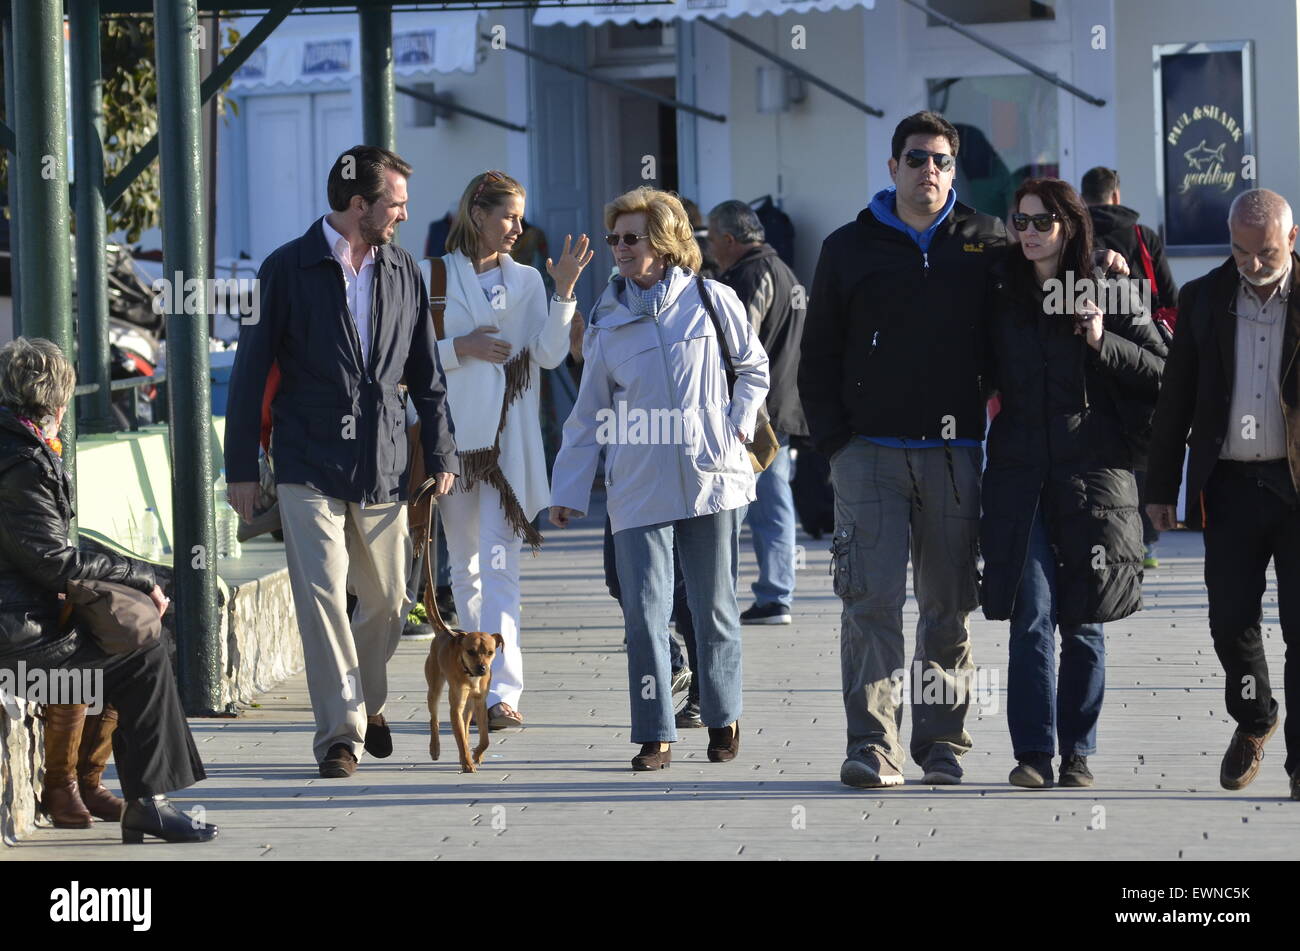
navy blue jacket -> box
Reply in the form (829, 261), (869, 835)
(224, 218), (458, 504)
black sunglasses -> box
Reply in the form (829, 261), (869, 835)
(1011, 212), (1061, 232)
(605, 232), (649, 247)
(902, 148), (956, 173)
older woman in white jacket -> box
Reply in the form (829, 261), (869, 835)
(550, 187), (769, 771)
(434, 170), (592, 729)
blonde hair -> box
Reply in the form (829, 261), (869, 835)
(0, 336), (76, 426)
(604, 187), (702, 272)
(445, 170), (526, 258)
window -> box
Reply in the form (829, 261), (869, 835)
(928, 74), (1059, 218)
(926, 0), (1056, 26)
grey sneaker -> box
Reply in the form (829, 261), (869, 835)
(1059, 754), (1094, 788)
(675, 701), (704, 729)
(840, 749), (904, 788)
(670, 666), (693, 697)
(921, 753), (963, 785)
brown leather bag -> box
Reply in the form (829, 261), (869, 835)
(65, 579), (162, 654)
(408, 256), (450, 535)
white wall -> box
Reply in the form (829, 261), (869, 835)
(1113, 0), (1300, 288)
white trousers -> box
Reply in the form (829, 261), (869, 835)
(437, 481), (525, 708)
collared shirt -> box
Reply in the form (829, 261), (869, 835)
(320, 215), (376, 365)
(1221, 266), (1291, 462)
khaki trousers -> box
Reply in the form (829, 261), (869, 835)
(278, 483), (412, 762)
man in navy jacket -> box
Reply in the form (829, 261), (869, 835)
(225, 146), (457, 777)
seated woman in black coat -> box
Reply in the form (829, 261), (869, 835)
(0, 336), (215, 843)
(982, 179), (1167, 789)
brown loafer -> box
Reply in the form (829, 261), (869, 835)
(632, 742), (672, 771)
(364, 714), (393, 758)
(1220, 720), (1278, 790)
(707, 721), (740, 763)
(319, 743), (358, 778)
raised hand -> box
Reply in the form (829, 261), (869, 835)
(546, 234), (595, 300)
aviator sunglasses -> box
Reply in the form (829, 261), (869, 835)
(902, 148), (956, 173)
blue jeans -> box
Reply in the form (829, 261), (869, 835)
(744, 434), (796, 608)
(1007, 509), (1106, 758)
(613, 507), (745, 742)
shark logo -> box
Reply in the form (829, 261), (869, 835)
(1184, 139), (1226, 171)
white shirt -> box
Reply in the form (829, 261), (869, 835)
(320, 215), (376, 365)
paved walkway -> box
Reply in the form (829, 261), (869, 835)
(5, 495), (1295, 860)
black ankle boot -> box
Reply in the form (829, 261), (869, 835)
(122, 797), (219, 844)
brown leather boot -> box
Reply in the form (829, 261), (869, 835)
(40, 704), (93, 829)
(78, 705), (125, 822)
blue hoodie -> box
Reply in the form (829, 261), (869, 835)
(861, 185), (980, 450)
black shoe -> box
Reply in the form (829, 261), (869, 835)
(706, 721), (741, 763)
(632, 742), (672, 771)
(1059, 753), (1094, 788)
(319, 743), (358, 778)
(435, 585), (459, 628)
(740, 602), (792, 625)
(1291, 771), (1300, 801)
(364, 715), (393, 758)
(401, 618), (435, 641)
(675, 701), (704, 729)
(1009, 753), (1054, 789)
(121, 797), (218, 844)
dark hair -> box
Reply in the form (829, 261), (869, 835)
(1080, 166), (1120, 204)
(1011, 178), (1095, 292)
(707, 200), (765, 244)
(890, 111), (960, 162)
(326, 145), (413, 213)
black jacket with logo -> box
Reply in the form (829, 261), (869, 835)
(225, 218), (459, 504)
(799, 201), (1008, 457)
(716, 243), (807, 437)
(0, 409), (156, 668)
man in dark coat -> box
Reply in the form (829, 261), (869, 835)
(1083, 166), (1180, 568)
(1146, 188), (1300, 801)
(708, 199), (807, 626)
(225, 146), (458, 779)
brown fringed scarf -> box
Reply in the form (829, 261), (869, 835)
(452, 346), (544, 552)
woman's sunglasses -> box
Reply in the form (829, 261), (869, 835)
(605, 233), (649, 247)
(1011, 212), (1061, 232)
(902, 148), (956, 173)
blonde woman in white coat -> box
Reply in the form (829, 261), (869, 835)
(435, 170), (593, 729)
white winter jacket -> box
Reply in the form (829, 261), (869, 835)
(550, 267), (770, 533)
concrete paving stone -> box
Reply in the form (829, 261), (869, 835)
(3, 500), (1292, 860)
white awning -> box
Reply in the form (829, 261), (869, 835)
(534, 0), (874, 28)
(228, 11), (481, 90)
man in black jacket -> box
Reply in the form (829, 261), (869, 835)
(225, 146), (458, 778)
(1084, 166), (1180, 568)
(708, 199), (807, 625)
(1146, 188), (1300, 801)
(800, 111), (1005, 789)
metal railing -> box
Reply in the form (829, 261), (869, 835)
(73, 371), (167, 431)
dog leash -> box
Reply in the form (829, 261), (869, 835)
(412, 477), (456, 638)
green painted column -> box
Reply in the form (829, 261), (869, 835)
(11, 0), (76, 491)
(70, 0), (115, 434)
(2, 12), (20, 335)
(155, 0), (222, 715)
(359, 6), (396, 151)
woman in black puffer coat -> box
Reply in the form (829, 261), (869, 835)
(0, 336), (215, 844)
(982, 180), (1166, 790)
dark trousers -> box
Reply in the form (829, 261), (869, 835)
(1203, 462), (1300, 775)
(55, 637), (207, 800)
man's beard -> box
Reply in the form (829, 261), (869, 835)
(359, 208), (392, 246)
(1239, 263), (1286, 286)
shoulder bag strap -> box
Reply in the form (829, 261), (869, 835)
(427, 256), (448, 340)
(695, 274), (737, 398)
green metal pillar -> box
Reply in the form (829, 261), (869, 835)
(70, 0), (115, 434)
(359, 6), (396, 151)
(155, 0), (222, 715)
(2, 12), (20, 335)
(11, 0), (75, 485)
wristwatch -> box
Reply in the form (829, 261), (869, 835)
(553, 292), (576, 304)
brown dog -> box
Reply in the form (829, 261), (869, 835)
(425, 627), (503, 772)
